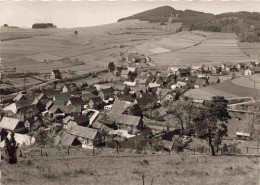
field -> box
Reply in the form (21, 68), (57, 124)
(185, 74), (260, 100)
(0, 20), (181, 74)
(237, 41), (260, 60)
(1, 147), (258, 185)
(148, 31), (254, 67)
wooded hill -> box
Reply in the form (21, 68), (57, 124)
(118, 6), (260, 42)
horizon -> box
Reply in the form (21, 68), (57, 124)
(1, 1), (259, 28)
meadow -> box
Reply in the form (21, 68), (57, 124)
(1, 147), (258, 185)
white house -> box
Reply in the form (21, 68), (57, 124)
(245, 69), (252, 76)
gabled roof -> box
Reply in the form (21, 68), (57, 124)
(13, 92), (26, 101)
(81, 93), (97, 99)
(100, 88), (114, 95)
(121, 70), (131, 75)
(0, 117), (20, 131)
(15, 100), (33, 109)
(124, 81), (136, 87)
(68, 97), (84, 105)
(108, 113), (141, 126)
(148, 82), (160, 88)
(49, 105), (63, 114)
(82, 86), (97, 93)
(67, 122), (98, 139)
(127, 67), (136, 72)
(120, 95), (134, 102)
(136, 96), (158, 106)
(60, 105), (82, 114)
(54, 92), (71, 100)
(60, 132), (77, 146)
(37, 93), (48, 101)
(156, 88), (173, 97)
(74, 115), (89, 126)
(111, 99), (133, 114)
(113, 84), (126, 91)
(92, 121), (103, 129)
(17, 105), (39, 116)
(43, 89), (60, 99)
(90, 96), (103, 104)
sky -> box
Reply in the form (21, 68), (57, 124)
(0, 0), (259, 28)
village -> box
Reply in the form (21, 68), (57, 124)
(0, 51), (259, 154)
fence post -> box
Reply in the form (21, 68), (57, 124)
(41, 149), (43, 156)
(93, 146), (95, 156)
(194, 149), (195, 155)
(117, 147), (119, 155)
(142, 174), (145, 185)
(68, 147), (70, 155)
(247, 147), (248, 154)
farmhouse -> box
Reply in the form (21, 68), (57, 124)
(245, 69), (252, 76)
(53, 92), (71, 101)
(110, 99), (133, 114)
(62, 83), (78, 93)
(124, 81), (136, 91)
(67, 97), (85, 106)
(121, 70), (131, 79)
(50, 70), (61, 80)
(13, 92), (26, 101)
(168, 66), (180, 76)
(60, 132), (81, 147)
(73, 115), (89, 126)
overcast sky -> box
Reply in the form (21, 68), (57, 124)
(0, 0), (259, 28)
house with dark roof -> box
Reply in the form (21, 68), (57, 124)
(73, 115), (89, 127)
(31, 98), (45, 112)
(17, 104), (39, 121)
(89, 97), (104, 110)
(59, 105), (82, 115)
(67, 97), (85, 106)
(82, 86), (98, 95)
(50, 70), (61, 79)
(43, 89), (60, 99)
(121, 70), (131, 79)
(99, 88), (114, 100)
(48, 105), (63, 116)
(135, 96), (158, 109)
(53, 92), (71, 102)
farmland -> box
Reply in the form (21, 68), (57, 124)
(0, 20), (181, 75)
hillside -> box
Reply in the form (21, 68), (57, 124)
(118, 6), (260, 42)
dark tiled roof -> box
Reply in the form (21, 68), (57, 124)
(74, 115), (89, 126)
(69, 97), (84, 105)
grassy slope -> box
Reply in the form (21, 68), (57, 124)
(1, 148), (258, 185)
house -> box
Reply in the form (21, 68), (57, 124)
(179, 67), (191, 77)
(67, 122), (101, 149)
(121, 70), (131, 79)
(113, 84), (126, 96)
(168, 66), (180, 76)
(156, 88), (174, 101)
(13, 92), (26, 101)
(113, 67), (124, 76)
(123, 81), (136, 91)
(245, 69), (252, 76)
(134, 76), (149, 84)
(107, 113), (143, 130)
(253, 67), (260, 74)
(89, 97), (104, 110)
(104, 104), (113, 111)
(60, 132), (81, 146)
(135, 96), (158, 109)
(0, 117), (25, 133)
(176, 81), (187, 88)
(110, 99), (133, 114)
(63, 116), (73, 124)
(53, 92), (71, 102)
(94, 84), (113, 92)
(43, 89), (60, 99)
(191, 65), (201, 74)
(99, 88), (114, 100)
(60, 105), (82, 115)
(62, 83), (78, 93)
(67, 97), (85, 106)
(36, 93), (48, 103)
(134, 84), (147, 94)
(82, 86), (98, 95)
(48, 105), (64, 117)
(16, 104), (39, 121)
(92, 121), (104, 130)
(50, 70), (61, 79)
(73, 115), (89, 126)
(3, 100), (33, 114)
(238, 62), (247, 69)
(120, 94), (135, 103)
(31, 98), (45, 112)
(210, 66), (217, 74)
(148, 82), (160, 88)
(81, 93), (97, 103)
(164, 92), (176, 101)
(127, 67), (136, 73)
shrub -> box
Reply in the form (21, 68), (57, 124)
(172, 136), (185, 152)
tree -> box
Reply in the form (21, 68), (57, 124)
(108, 62), (116, 73)
(193, 96), (231, 155)
(3, 24), (9, 27)
(4, 132), (19, 164)
(74, 30), (78, 36)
